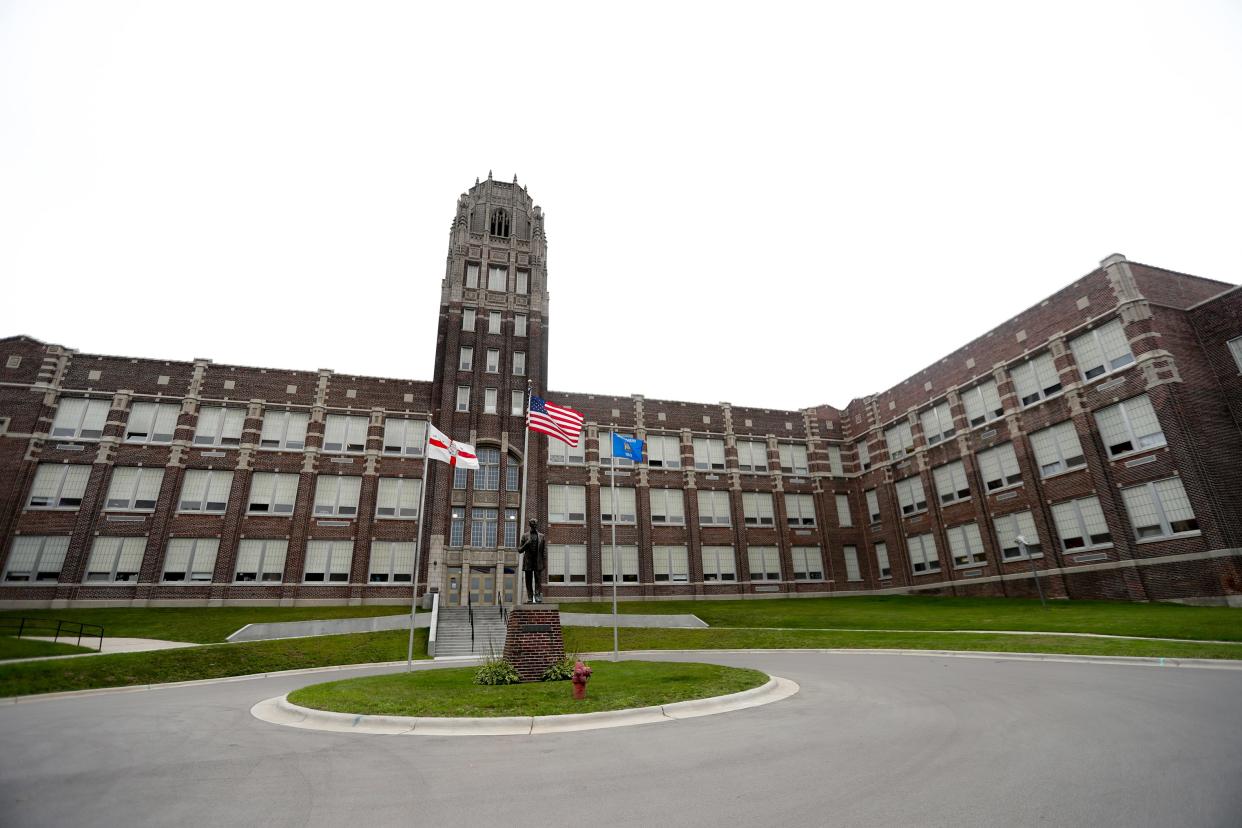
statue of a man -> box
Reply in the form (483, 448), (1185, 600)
(519, 519), (547, 603)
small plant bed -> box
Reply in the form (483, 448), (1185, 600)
(0, 637), (95, 661)
(287, 660), (768, 718)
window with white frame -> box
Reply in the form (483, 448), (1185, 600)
(484, 388), (498, 414)
(28, 464), (90, 509)
(312, 475), (362, 517)
(778, 443), (810, 474)
(865, 488), (881, 523)
(193, 406), (244, 447)
(162, 538), (218, 582)
(697, 490), (732, 526)
(1029, 421), (1086, 477)
(548, 544), (587, 583)
(885, 421), (914, 459)
(323, 414), (368, 453)
(513, 352), (526, 376)
(453, 467), (467, 490)
(465, 262), (480, 288)
(601, 544), (639, 583)
(1121, 478), (1199, 540)
(599, 432), (633, 467)
(932, 461), (970, 505)
(50, 397), (109, 440)
(178, 469), (233, 513)
(843, 545), (862, 581)
(488, 311), (501, 334)
(748, 546), (781, 581)
(1051, 496), (1112, 550)
(548, 437), (585, 465)
(827, 445), (844, 477)
(601, 487), (637, 523)
(791, 546), (823, 580)
(456, 386), (470, 412)
(459, 346), (473, 370)
(487, 264), (507, 292)
(506, 460), (519, 492)
(486, 349), (499, 373)
(304, 540), (352, 582)
(993, 511), (1041, 560)
(649, 488), (685, 525)
(693, 437), (726, 470)
(1094, 395), (1166, 458)
(653, 545), (689, 582)
(548, 484), (586, 523)
(260, 410), (309, 451)
(947, 522), (987, 567)
(383, 418), (426, 456)
(742, 491), (775, 526)
(463, 307), (476, 330)
(920, 402), (955, 445)
(246, 472), (298, 515)
(470, 507), (498, 547)
(735, 439), (767, 473)
(4, 536), (69, 582)
(450, 507), (465, 546)
(835, 493), (853, 527)
(894, 476), (927, 515)
(511, 390), (525, 416)
(701, 546), (737, 581)
(516, 270), (529, 294)
(1070, 319), (1135, 381)
(874, 541), (892, 578)
(647, 435), (683, 469)
(785, 493), (816, 526)
(1011, 352), (1063, 407)
(1229, 336), (1242, 372)
(84, 536), (145, 582)
(376, 477), (420, 519)
(504, 508), (519, 547)
(977, 442), (1022, 491)
(126, 402), (179, 444)
(962, 379), (1004, 427)
(856, 439), (871, 470)
(475, 447), (500, 491)
(907, 533), (940, 573)
(234, 539), (287, 582)
(515, 314), (527, 337)
(104, 467), (164, 511)
(368, 541), (414, 583)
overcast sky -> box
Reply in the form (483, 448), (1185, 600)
(2, 1), (1239, 411)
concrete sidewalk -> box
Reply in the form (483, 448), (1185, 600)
(6, 637), (199, 664)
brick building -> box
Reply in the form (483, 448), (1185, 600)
(2, 177), (1240, 608)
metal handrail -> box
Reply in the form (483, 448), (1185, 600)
(467, 591), (475, 651)
(0, 617), (104, 652)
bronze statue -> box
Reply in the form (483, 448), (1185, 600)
(519, 519), (547, 603)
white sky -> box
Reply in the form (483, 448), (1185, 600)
(2, 1), (1240, 411)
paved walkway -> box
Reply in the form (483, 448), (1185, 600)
(713, 625), (1242, 645)
(7, 637), (199, 664)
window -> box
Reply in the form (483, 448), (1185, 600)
(490, 208), (510, 237)
(701, 546), (737, 581)
(1228, 336), (1242, 371)
(835, 493), (853, 527)
(549, 437), (585, 465)
(126, 402), (179, 444)
(516, 270), (529, 294)
(601, 487), (637, 524)
(1051, 496), (1112, 550)
(1070, 319), (1134, 380)
(977, 442), (1022, 491)
(735, 439), (767, 472)
(697, 490), (732, 526)
(465, 262), (480, 289)
(100, 467), (163, 512)
(456, 386), (470, 412)
(647, 435), (683, 469)
(1094, 395), (1166, 458)
(1010, 353), (1062, 407)
(843, 545), (862, 581)
(894, 476), (927, 515)
(856, 439), (871, 470)
(4, 536), (69, 582)
(483, 349), (498, 373)
(312, 475), (362, 517)
(653, 545), (689, 582)
(84, 536), (145, 582)
(785, 493), (816, 526)
(515, 314), (527, 337)
(601, 544), (639, 583)
(260, 410), (309, 451)
(28, 464), (90, 509)
(463, 307), (476, 329)
(245, 472), (298, 515)
(453, 467), (467, 490)
(748, 546), (781, 581)
(827, 446), (844, 477)
(459, 346), (473, 370)
(178, 469), (233, 513)
(475, 447), (500, 490)
(778, 443), (809, 474)
(920, 402), (955, 445)
(1121, 478), (1199, 540)
(50, 397), (109, 440)
(513, 352), (525, 376)
(234, 539), (287, 582)
(1029, 421), (1086, 477)
(470, 508), (498, 547)
(376, 477), (420, 519)
(162, 538), (218, 582)
(484, 388), (498, 414)
(487, 265), (508, 292)
(368, 541), (414, 583)
(383, 418), (426, 456)
(962, 379), (1004, 427)
(323, 414), (368, 453)
(506, 463), (520, 492)
(742, 492), (775, 526)
(993, 511), (1041, 560)
(865, 488), (881, 523)
(548, 545), (587, 583)
(885, 421), (914, 459)
(693, 437), (726, 470)
(650, 488), (685, 525)
(947, 522), (987, 567)
(598, 432), (632, 468)
(548, 484), (587, 523)
(304, 540), (353, 582)
(874, 542), (892, 578)
(193, 406), (244, 447)
(501, 508), (519, 547)
(932, 461), (970, 505)
(511, 390), (525, 416)
(450, 507), (465, 546)
(791, 547), (824, 580)
(907, 533), (940, 573)
(488, 312), (501, 334)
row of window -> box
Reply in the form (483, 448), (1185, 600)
(545, 544), (828, 584)
(457, 346), (526, 375)
(546, 484), (818, 528)
(460, 308), (528, 337)
(549, 435), (823, 475)
(456, 386), (528, 415)
(463, 262), (530, 295)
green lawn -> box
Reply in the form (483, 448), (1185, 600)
(0, 637), (95, 661)
(558, 596), (1242, 642)
(288, 660), (768, 718)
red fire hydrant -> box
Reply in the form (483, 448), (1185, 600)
(571, 660), (593, 700)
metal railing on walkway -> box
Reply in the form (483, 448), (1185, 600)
(1, 617), (104, 651)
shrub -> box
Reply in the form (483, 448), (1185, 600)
(473, 656), (520, 686)
(541, 654), (576, 682)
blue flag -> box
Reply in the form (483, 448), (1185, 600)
(611, 432), (644, 462)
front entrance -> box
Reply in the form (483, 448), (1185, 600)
(467, 565), (495, 606)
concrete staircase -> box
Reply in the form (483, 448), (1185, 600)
(434, 606), (507, 658)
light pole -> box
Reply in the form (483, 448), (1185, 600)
(1016, 535), (1046, 608)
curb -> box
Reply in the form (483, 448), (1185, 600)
(249, 675), (800, 736)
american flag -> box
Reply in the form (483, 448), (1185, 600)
(528, 395), (584, 447)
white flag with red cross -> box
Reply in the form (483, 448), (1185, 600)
(426, 424), (479, 469)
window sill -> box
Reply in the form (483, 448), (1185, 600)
(900, 509), (928, 519)
(939, 497), (971, 507)
(1040, 466), (1087, 482)
(1001, 554), (1043, 562)
(247, 511), (295, 517)
(1019, 389), (1065, 411)
(103, 509), (154, 515)
(175, 511), (227, 516)
(373, 516), (417, 521)
(1136, 530), (1202, 545)
(233, 581), (284, 585)
(1062, 542), (1113, 553)
(986, 482), (1024, 497)
(953, 561), (988, 571)
(1107, 444), (1168, 463)
(25, 507), (81, 512)
(1080, 361), (1136, 387)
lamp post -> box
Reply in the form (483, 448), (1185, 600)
(1016, 535), (1046, 607)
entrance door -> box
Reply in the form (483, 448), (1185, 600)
(502, 567), (516, 604)
(467, 566), (495, 606)
(446, 567), (461, 607)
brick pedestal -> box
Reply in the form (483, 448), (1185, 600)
(503, 604), (565, 682)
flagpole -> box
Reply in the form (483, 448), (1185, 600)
(407, 414), (433, 671)
(610, 432), (619, 662)
(517, 379), (532, 607)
